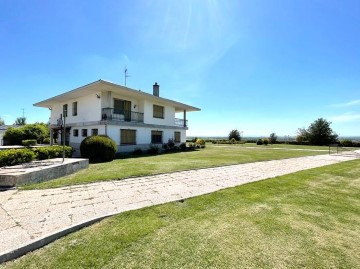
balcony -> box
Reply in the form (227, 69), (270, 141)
(175, 118), (188, 127)
(102, 108), (144, 123)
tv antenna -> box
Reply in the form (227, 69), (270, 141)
(124, 66), (130, 86)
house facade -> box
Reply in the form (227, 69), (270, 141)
(34, 80), (200, 154)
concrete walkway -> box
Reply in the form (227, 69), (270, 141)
(0, 153), (359, 263)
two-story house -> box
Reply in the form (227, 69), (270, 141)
(34, 80), (200, 154)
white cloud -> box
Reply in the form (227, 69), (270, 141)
(331, 112), (360, 123)
(332, 99), (360, 108)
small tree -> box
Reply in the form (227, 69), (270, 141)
(0, 116), (4, 126)
(228, 129), (241, 141)
(15, 117), (26, 125)
(269, 133), (277, 144)
(306, 118), (338, 146)
(296, 128), (308, 144)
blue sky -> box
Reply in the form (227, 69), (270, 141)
(1, 0), (359, 137)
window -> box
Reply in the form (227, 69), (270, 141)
(174, 132), (181, 143)
(153, 105), (164, 119)
(151, 130), (163, 144)
(121, 129), (136, 145)
(72, 102), (77, 116)
(82, 129), (88, 137)
(73, 129), (79, 137)
(63, 104), (68, 117)
(91, 129), (98, 136)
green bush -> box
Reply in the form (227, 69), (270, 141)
(0, 148), (36, 167)
(147, 145), (160, 154)
(340, 139), (353, 147)
(180, 143), (187, 151)
(32, 145), (73, 160)
(195, 138), (206, 148)
(22, 139), (37, 147)
(80, 135), (117, 163)
(263, 138), (269, 146)
(43, 137), (51, 144)
(132, 148), (143, 155)
(256, 139), (263, 145)
(3, 127), (25, 145)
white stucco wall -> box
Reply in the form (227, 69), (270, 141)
(143, 100), (175, 126)
(50, 94), (102, 125)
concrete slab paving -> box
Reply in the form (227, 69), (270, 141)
(0, 153), (359, 263)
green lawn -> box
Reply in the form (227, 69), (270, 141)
(21, 143), (328, 190)
(4, 159), (360, 268)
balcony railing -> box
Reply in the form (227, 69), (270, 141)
(175, 118), (188, 127)
(102, 108), (144, 123)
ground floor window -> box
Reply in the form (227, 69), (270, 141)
(121, 129), (136, 145)
(174, 131), (181, 143)
(73, 129), (79, 137)
(151, 130), (163, 144)
(91, 129), (98, 136)
(82, 129), (88, 137)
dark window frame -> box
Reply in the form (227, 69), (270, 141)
(81, 129), (88, 137)
(72, 102), (78, 116)
(151, 130), (163, 144)
(121, 129), (136, 145)
(73, 129), (79, 137)
(153, 105), (164, 119)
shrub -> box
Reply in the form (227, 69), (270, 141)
(180, 143), (187, 151)
(230, 138), (237, 144)
(132, 148), (143, 155)
(0, 148), (36, 167)
(340, 139), (353, 147)
(32, 145), (73, 160)
(263, 138), (269, 146)
(3, 127), (25, 145)
(147, 145), (160, 154)
(187, 142), (196, 151)
(269, 133), (277, 144)
(43, 137), (50, 144)
(195, 138), (206, 148)
(80, 135), (117, 163)
(22, 139), (37, 147)
(256, 139), (263, 145)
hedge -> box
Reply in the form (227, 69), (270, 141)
(80, 135), (117, 163)
(0, 145), (74, 167)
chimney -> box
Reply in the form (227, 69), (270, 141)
(153, 82), (159, 97)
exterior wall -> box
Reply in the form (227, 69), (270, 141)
(50, 94), (102, 125)
(143, 100), (175, 126)
(65, 123), (186, 155)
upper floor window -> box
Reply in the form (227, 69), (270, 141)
(72, 102), (78, 116)
(153, 105), (164, 119)
(63, 104), (68, 117)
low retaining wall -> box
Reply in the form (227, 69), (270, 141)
(0, 158), (89, 187)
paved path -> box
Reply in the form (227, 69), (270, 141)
(0, 153), (359, 262)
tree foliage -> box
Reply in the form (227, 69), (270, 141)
(3, 123), (50, 145)
(228, 129), (241, 141)
(269, 133), (277, 144)
(0, 116), (4, 125)
(296, 118), (338, 146)
(15, 117), (27, 125)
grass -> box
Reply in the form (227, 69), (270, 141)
(3, 159), (360, 268)
(20, 143), (328, 190)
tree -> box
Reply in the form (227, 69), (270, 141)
(0, 116), (4, 125)
(297, 118), (338, 146)
(269, 132), (277, 144)
(296, 128), (309, 144)
(3, 123), (50, 145)
(15, 117), (26, 125)
(228, 129), (241, 141)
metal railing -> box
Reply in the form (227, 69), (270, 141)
(102, 108), (144, 123)
(175, 118), (188, 127)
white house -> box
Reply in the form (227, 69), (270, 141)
(34, 80), (200, 154)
